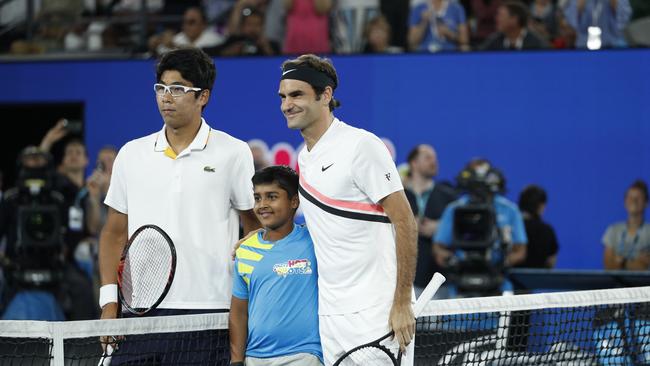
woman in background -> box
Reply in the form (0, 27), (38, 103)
(603, 180), (650, 270)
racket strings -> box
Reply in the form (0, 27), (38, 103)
(120, 228), (173, 309)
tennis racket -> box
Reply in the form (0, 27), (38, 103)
(98, 224), (177, 366)
(332, 272), (446, 366)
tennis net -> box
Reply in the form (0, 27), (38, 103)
(1, 286), (649, 365)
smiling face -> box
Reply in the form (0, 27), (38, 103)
(156, 70), (208, 130)
(254, 182), (299, 231)
(279, 79), (330, 131)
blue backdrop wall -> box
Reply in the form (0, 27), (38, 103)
(1, 50), (648, 270)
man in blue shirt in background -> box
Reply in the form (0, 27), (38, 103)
(230, 166), (322, 366)
(563, 0), (632, 48)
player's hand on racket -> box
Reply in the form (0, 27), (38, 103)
(231, 228), (263, 260)
(389, 300), (416, 352)
(99, 303), (123, 352)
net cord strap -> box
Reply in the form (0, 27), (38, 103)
(0, 312), (229, 338)
(51, 322), (64, 366)
(420, 286), (650, 317)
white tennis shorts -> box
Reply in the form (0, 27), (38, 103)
(319, 301), (415, 366)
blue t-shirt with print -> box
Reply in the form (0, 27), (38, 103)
(232, 224), (321, 360)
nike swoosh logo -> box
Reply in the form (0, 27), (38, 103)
(321, 163), (334, 172)
(282, 69), (297, 76)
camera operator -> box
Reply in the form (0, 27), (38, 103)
(0, 146), (95, 320)
(433, 158), (527, 296)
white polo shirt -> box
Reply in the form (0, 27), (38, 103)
(105, 119), (255, 309)
(298, 118), (403, 315)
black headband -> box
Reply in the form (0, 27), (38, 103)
(280, 66), (337, 89)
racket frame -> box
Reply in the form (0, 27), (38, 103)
(117, 224), (177, 316)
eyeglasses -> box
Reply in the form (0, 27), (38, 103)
(154, 83), (202, 97)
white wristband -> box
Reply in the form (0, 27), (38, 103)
(99, 284), (118, 308)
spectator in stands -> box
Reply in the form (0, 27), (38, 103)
(529, 0), (558, 41)
(149, 6), (224, 55)
(469, 0), (502, 46)
(332, 0), (380, 53)
(603, 180), (650, 271)
(363, 15), (403, 53)
(481, 1), (548, 50)
(85, 146), (118, 236)
(403, 145), (457, 295)
(247, 139), (271, 171)
(283, 0), (332, 54)
(563, 0), (632, 49)
(38, 121), (98, 278)
(39, 120), (88, 207)
(408, 0), (470, 52)
(517, 185), (559, 268)
(380, 0), (410, 50)
(210, 7), (279, 56)
(550, 7), (578, 48)
(9, 0), (85, 55)
(433, 159), (527, 278)
(264, 0), (287, 50)
(226, 0), (269, 35)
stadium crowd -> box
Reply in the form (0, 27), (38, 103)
(1, 0), (650, 56)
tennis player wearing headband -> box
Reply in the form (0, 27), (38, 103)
(278, 54), (418, 366)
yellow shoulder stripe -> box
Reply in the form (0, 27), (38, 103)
(236, 247), (263, 261)
(238, 262), (254, 275)
(242, 234), (274, 250)
(243, 276), (250, 286)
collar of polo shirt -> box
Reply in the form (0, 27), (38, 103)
(154, 118), (212, 159)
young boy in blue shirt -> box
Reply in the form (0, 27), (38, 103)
(230, 166), (322, 366)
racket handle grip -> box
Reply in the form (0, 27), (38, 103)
(413, 272), (446, 318)
(98, 344), (114, 366)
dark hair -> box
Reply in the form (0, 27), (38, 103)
(502, 1), (529, 28)
(281, 54), (341, 111)
(64, 138), (87, 155)
(518, 184), (547, 217)
(252, 165), (299, 199)
(99, 145), (118, 155)
(156, 48), (216, 97)
(406, 145), (422, 165)
(627, 179), (649, 203)
(184, 6), (208, 24)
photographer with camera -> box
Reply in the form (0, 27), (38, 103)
(0, 128), (96, 320)
(433, 158), (527, 297)
(0, 147), (68, 319)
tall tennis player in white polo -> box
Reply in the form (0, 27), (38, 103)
(278, 54), (418, 366)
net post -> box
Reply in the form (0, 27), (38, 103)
(50, 322), (64, 366)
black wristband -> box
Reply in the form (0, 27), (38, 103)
(230, 362), (244, 366)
